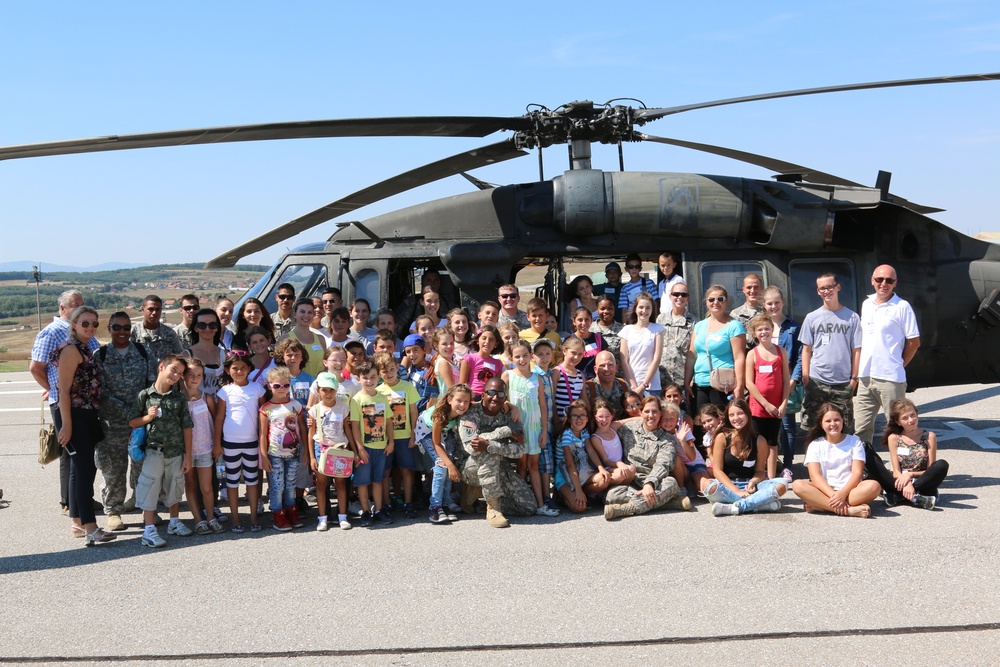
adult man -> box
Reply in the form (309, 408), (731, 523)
(799, 273), (862, 431)
(96, 312), (154, 530)
(729, 273), (764, 334)
(29, 289), (100, 512)
(459, 378), (537, 528)
(657, 281), (695, 389)
(496, 284), (530, 330)
(172, 294), (200, 349)
(271, 283), (296, 338)
(617, 254), (656, 324)
(132, 295), (182, 365)
(595, 262), (624, 323)
(585, 351), (629, 417)
(319, 287), (343, 328)
(854, 265), (921, 446)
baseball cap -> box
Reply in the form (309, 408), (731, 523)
(403, 334), (425, 349)
(316, 372), (339, 389)
(605, 262), (621, 272)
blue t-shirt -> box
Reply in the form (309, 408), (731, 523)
(692, 319), (745, 387)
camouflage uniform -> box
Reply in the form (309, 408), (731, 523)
(498, 310), (530, 330)
(729, 303), (762, 344)
(173, 323), (195, 350)
(605, 422), (680, 513)
(131, 322), (182, 367)
(97, 342), (155, 515)
(802, 380), (855, 432)
(590, 321), (623, 364)
(656, 310), (695, 389)
(272, 315), (294, 339)
(585, 377), (628, 419)
(458, 403), (536, 517)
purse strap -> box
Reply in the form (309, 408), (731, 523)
(40, 399), (46, 427)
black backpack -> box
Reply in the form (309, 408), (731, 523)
(99, 342), (149, 363)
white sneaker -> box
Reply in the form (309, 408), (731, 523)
(141, 529), (166, 548)
(339, 519), (352, 530)
(167, 521), (193, 537)
(316, 518), (329, 532)
(535, 504), (560, 517)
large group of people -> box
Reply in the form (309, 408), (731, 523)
(29, 257), (949, 547)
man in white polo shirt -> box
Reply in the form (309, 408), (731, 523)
(853, 264), (921, 446)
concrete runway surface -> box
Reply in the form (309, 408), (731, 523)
(1, 371), (998, 666)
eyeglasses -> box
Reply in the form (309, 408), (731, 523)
(498, 293), (518, 299)
(181, 305), (198, 311)
(570, 414), (589, 420)
(483, 389), (507, 398)
(873, 277), (896, 285)
(817, 285), (837, 292)
(227, 350), (248, 358)
(276, 294), (295, 300)
(78, 320), (99, 328)
(109, 324), (130, 332)
(670, 292), (689, 298)
(706, 296), (727, 303)
(195, 321), (220, 330)
(269, 383), (291, 389)
(626, 264), (642, 270)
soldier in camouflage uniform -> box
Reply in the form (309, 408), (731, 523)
(131, 295), (182, 366)
(172, 294), (200, 350)
(604, 399), (685, 519)
(272, 283), (296, 338)
(729, 273), (764, 340)
(97, 312), (155, 530)
(458, 378), (537, 527)
(656, 282), (695, 389)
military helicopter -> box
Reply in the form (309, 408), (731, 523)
(4, 72), (1000, 389)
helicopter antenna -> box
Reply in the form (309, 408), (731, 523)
(537, 146), (544, 181)
(618, 140), (625, 171)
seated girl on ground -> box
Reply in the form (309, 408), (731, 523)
(866, 398), (947, 510)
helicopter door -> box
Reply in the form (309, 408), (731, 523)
(533, 257), (566, 330)
(340, 258), (385, 314)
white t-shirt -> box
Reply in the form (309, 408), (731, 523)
(620, 323), (666, 391)
(218, 382), (267, 443)
(804, 434), (865, 490)
(657, 274), (686, 313)
(858, 293), (919, 383)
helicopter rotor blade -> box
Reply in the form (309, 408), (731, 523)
(205, 140), (527, 268)
(640, 133), (944, 214)
(0, 116), (532, 161)
(635, 72), (1000, 123)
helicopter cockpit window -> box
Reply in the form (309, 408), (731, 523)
(697, 261), (765, 318)
(354, 268), (380, 313)
(788, 259), (857, 323)
(262, 263), (328, 314)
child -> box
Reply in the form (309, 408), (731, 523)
(182, 358), (224, 535)
(519, 298), (562, 346)
(128, 354), (195, 547)
(375, 309), (404, 356)
(459, 326), (503, 400)
(571, 307), (606, 380)
(661, 400), (708, 496)
(791, 402), (882, 518)
(349, 359), (395, 526)
(414, 383), (473, 524)
(309, 372), (358, 530)
(495, 321), (521, 371)
(375, 351), (421, 518)
(410, 286), (446, 332)
(477, 300), (500, 330)
(259, 366), (308, 531)
(585, 398), (636, 495)
(213, 351), (268, 532)
(246, 326), (276, 386)
(343, 340), (367, 382)
(348, 298), (377, 350)
(432, 328), (460, 394)
(400, 334), (439, 411)
(445, 307), (473, 360)
(622, 391), (642, 419)
(744, 312), (790, 479)
(552, 336), (588, 426)
(411, 315), (437, 362)
(502, 340), (553, 517)
(870, 399), (948, 509)
(276, 338), (314, 405)
(698, 403), (725, 468)
(555, 400), (597, 514)
(662, 384), (694, 429)
(374, 329), (399, 360)
(531, 338), (559, 513)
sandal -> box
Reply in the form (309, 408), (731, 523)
(231, 524), (245, 534)
(70, 524), (86, 539)
(250, 523), (262, 533)
(84, 528), (117, 547)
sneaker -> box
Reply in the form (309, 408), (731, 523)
(781, 468), (794, 482)
(444, 507), (459, 522)
(374, 509), (394, 524)
(347, 501), (363, 517)
(106, 514), (127, 532)
(213, 507), (229, 523)
(912, 493), (936, 510)
(194, 520), (211, 535)
(429, 507), (451, 524)
(760, 500), (781, 513)
(403, 503), (417, 519)
(167, 521), (193, 537)
(881, 491), (898, 508)
(358, 511), (373, 528)
(447, 501), (464, 515)
(544, 498), (559, 512)
(141, 530), (167, 548)
(250, 523), (262, 532)
(316, 517), (329, 532)
(208, 518), (225, 533)
(536, 504), (560, 517)
(712, 502), (739, 517)
(391, 496), (405, 510)
(272, 510), (292, 532)
(287, 506), (305, 528)
(339, 518), (352, 530)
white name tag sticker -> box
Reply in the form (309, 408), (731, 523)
(759, 365), (773, 374)
(374, 403), (386, 412)
(191, 402), (209, 416)
(897, 446), (911, 456)
(743, 459), (755, 468)
(820, 334), (830, 346)
(312, 344), (323, 351)
(294, 381), (310, 391)
(709, 334), (722, 343)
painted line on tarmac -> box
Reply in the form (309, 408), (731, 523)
(0, 390), (43, 395)
(936, 420), (1000, 450)
(0, 408), (41, 412)
(0, 381), (38, 385)
(3, 621), (1000, 663)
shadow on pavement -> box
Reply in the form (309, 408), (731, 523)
(917, 385), (1000, 414)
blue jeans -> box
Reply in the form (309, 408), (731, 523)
(421, 432), (455, 509)
(779, 413), (797, 470)
(268, 455), (299, 511)
(705, 477), (785, 513)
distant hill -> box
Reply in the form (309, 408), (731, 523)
(0, 261), (149, 273)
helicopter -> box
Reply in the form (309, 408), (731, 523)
(4, 72), (1000, 390)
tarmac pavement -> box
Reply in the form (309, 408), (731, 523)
(1, 371), (998, 666)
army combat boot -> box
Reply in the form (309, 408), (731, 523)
(665, 495), (692, 511)
(461, 484), (483, 515)
(604, 501), (642, 520)
(485, 498), (509, 528)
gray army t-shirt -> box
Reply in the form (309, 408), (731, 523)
(798, 306), (862, 385)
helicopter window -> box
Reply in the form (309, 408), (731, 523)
(788, 259), (857, 322)
(354, 268), (380, 312)
(697, 262), (765, 317)
(261, 263), (328, 313)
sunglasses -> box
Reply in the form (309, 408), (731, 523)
(707, 296), (727, 303)
(181, 305), (198, 311)
(626, 264), (642, 270)
(269, 383), (291, 389)
(670, 292), (689, 298)
(276, 294), (295, 300)
(78, 320), (99, 328)
(109, 323), (130, 332)
(228, 350), (248, 358)
(498, 293), (518, 299)
(195, 321), (220, 330)
(873, 277), (896, 285)
(322, 299), (339, 304)
(483, 389), (507, 398)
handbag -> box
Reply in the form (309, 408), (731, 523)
(786, 384), (804, 415)
(319, 445), (354, 478)
(129, 427), (148, 462)
(705, 342), (737, 394)
(38, 402), (60, 465)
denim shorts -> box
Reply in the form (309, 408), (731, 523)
(685, 462), (708, 476)
(391, 438), (416, 470)
(192, 452), (213, 468)
(353, 446), (387, 486)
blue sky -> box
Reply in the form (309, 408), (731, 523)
(2, 1), (999, 268)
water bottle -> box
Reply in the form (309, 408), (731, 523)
(215, 456), (225, 480)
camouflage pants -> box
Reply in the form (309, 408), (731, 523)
(462, 452), (536, 517)
(802, 379), (854, 432)
(95, 426), (133, 515)
(605, 476), (680, 514)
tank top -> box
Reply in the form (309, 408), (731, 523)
(435, 356), (460, 394)
(749, 346), (784, 418)
(51, 340), (102, 410)
(896, 430), (930, 472)
(594, 429), (623, 463)
(722, 433), (757, 481)
(466, 353), (502, 396)
(187, 394), (214, 455)
(553, 366), (585, 422)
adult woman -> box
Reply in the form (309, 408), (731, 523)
(182, 308), (227, 396)
(656, 281), (695, 391)
(705, 399), (788, 516)
(231, 298), (275, 352)
(567, 275), (600, 320)
(215, 297), (235, 349)
(54, 306), (116, 546)
(603, 397), (687, 519)
(618, 292), (665, 396)
(762, 286), (802, 480)
(685, 285), (747, 411)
